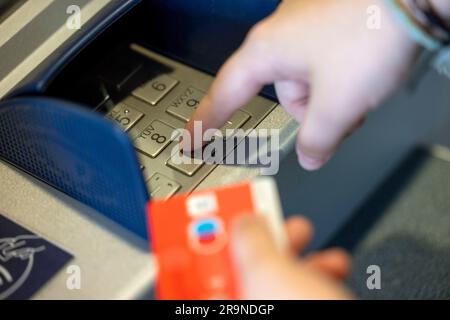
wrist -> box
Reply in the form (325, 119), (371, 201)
(393, 0), (450, 49)
(408, 0), (450, 44)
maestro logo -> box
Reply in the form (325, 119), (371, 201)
(0, 235), (46, 300)
(188, 218), (227, 255)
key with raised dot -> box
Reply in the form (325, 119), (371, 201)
(106, 103), (143, 131)
(147, 173), (181, 199)
(215, 110), (251, 139)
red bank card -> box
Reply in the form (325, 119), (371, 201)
(148, 177), (286, 300)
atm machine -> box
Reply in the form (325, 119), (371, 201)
(0, 0), (298, 299)
(1, 0), (450, 300)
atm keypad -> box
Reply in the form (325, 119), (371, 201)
(102, 45), (278, 199)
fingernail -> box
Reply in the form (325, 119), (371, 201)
(297, 151), (329, 171)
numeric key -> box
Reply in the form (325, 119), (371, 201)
(166, 86), (205, 122)
(135, 121), (179, 158)
(106, 103), (144, 131)
(133, 74), (179, 105)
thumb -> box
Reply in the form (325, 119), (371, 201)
(230, 215), (280, 278)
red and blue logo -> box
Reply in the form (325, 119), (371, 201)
(188, 218), (227, 254)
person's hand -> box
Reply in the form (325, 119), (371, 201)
(186, 0), (420, 170)
(231, 215), (353, 299)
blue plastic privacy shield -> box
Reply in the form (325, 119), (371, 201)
(0, 97), (149, 238)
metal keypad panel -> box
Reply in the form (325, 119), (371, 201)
(103, 44), (278, 199)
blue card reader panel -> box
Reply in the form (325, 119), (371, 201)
(0, 97), (149, 238)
